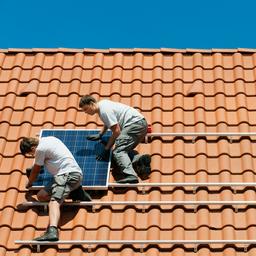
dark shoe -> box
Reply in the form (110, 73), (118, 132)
(34, 226), (59, 241)
(136, 154), (151, 180)
(116, 175), (139, 184)
(69, 186), (92, 201)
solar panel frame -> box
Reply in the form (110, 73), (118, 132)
(31, 129), (112, 190)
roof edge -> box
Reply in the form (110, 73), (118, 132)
(0, 48), (256, 54)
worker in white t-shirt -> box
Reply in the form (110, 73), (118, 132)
(20, 136), (91, 241)
(79, 95), (151, 184)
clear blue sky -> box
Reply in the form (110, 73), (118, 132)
(0, 0), (255, 49)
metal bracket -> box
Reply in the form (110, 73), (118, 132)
(88, 244), (93, 253)
(192, 187), (197, 194)
(194, 245), (198, 253)
(142, 205), (146, 213)
(192, 136), (196, 144)
(43, 204), (48, 213)
(141, 186), (146, 195)
(229, 136), (233, 143)
(36, 244), (41, 253)
(244, 245), (248, 252)
(92, 205), (96, 213)
(139, 244), (144, 253)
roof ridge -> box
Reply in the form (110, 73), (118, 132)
(0, 48), (256, 53)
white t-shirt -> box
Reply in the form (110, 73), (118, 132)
(34, 136), (82, 176)
(98, 100), (144, 129)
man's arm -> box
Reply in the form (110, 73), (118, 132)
(99, 125), (108, 137)
(87, 126), (108, 141)
(26, 164), (41, 188)
(105, 123), (121, 150)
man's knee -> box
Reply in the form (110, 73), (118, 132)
(112, 149), (120, 158)
(37, 189), (50, 202)
(112, 148), (126, 161)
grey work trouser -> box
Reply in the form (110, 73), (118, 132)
(44, 172), (82, 203)
(112, 118), (148, 177)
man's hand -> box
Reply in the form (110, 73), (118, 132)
(26, 180), (33, 189)
(86, 133), (102, 141)
(26, 167), (32, 178)
(95, 143), (110, 161)
(25, 167), (33, 189)
(25, 164), (41, 189)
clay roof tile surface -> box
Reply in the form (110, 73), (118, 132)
(0, 48), (256, 255)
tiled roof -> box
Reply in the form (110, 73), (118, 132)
(1, 48), (256, 255)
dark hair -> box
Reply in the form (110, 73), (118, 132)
(79, 95), (96, 108)
(20, 137), (39, 155)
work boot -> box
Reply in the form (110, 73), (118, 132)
(69, 186), (92, 201)
(116, 175), (139, 184)
(136, 154), (151, 180)
(34, 226), (59, 241)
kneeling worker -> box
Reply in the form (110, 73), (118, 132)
(20, 136), (91, 241)
(79, 95), (151, 184)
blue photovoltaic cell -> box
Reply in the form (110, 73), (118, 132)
(32, 129), (112, 189)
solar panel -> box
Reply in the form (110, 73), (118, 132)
(32, 129), (112, 189)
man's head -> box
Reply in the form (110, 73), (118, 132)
(20, 137), (39, 157)
(79, 95), (98, 115)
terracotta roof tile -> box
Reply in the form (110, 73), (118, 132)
(1, 49), (256, 255)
